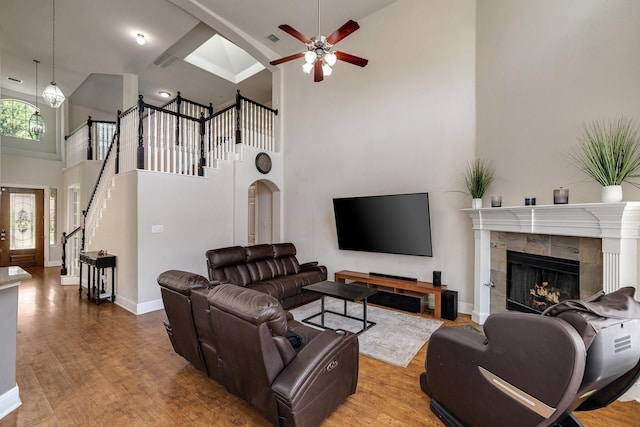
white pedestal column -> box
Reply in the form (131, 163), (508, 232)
(472, 229), (491, 325)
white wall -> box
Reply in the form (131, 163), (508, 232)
(476, 0), (640, 205)
(68, 103), (117, 132)
(87, 171), (139, 310)
(63, 160), (103, 214)
(279, 0), (477, 310)
(87, 155), (272, 314)
(234, 145), (284, 246)
(135, 166), (235, 308)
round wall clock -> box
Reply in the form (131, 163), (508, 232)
(255, 152), (272, 174)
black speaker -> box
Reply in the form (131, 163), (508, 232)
(441, 290), (458, 321)
(432, 271), (442, 286)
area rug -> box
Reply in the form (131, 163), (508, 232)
(290, 298), (443, 368)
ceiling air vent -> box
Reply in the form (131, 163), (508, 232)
(266, 34), (280, 43)
(153, 51), (180, 68)
(7, 77), (23, 83)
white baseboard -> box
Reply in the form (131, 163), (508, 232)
(115, 295), (164, 315)
(136, 298), (164, 314)
(458, 302), (474, 317)
(61, 275), (79, 286)
(0, 385), (21, 420)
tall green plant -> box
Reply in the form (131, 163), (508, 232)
(463, 159), (495, 198)
(571, 117), (640, 186)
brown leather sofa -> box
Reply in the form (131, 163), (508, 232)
(158, 270), (359, 427)
(420, 287), (640, 427)
(205, 242), (326, 309)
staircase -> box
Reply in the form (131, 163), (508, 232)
(61, 90), (278, 276)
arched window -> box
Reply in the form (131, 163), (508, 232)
(0, 99), (43, 141)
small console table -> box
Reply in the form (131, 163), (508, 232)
(79, 251), (116, 305)
(334, 270), (446, 318)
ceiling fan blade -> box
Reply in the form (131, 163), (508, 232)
(326, 20), (360, 45)
(335, 51), (369, 67)
(314, 61), (324, 82)
(278, 24), (312, 44)
(270, 52), (305, 66)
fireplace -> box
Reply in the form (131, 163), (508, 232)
(507, 250), (580, 314)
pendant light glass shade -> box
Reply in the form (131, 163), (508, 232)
(42, 82), (65, 108)
(43, 0), (64, 108)
(29, 112), (45, 138)
(29, 59), (45, 139)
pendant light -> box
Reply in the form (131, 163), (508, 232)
(42, 0), (65, 108)
(29, 60), (46, 139)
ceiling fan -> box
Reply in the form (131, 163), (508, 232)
(269, 2), (368, 82)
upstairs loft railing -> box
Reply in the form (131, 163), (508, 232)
(60, 90), (278, 276)
(161, 91), (213, 119)
(65, 117), (116, 168)
(118, 90), (278, 176)
(118, 98), (208, 175)
(205, 92), (278, 164)
(237, 93), (278, 152)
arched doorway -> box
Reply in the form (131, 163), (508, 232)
(248, 179), (280, 245)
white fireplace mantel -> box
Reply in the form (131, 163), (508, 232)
(465, 202), (640, 325)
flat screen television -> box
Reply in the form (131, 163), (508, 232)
(333, 193), (433, 257)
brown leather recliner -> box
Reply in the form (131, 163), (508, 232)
(158, 270), (359, 427)
(420, 287), (640, 427)
(157, 270), (214, 374)
(207, 283), (359, 427)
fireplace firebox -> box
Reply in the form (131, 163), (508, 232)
(506, 251), (580, 314)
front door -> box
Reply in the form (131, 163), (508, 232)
(0, 187), (45, 268)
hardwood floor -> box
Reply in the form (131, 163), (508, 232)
(2, 267), (639, 426)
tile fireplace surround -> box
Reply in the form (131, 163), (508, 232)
(465, 202), (640, 325)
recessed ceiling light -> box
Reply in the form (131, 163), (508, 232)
(158, 90), (171, 99)
(136, 33), (146, 45)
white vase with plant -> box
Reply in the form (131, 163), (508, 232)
(462, 159), (495, 209)
(571, 117), (640, 202)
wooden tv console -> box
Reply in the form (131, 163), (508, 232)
(334, 270), (447, 319)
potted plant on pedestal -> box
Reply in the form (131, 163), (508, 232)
(571, 117), (640, 202)
(462, 159), (495, 208)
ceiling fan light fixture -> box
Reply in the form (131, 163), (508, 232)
(268, 1), (367, 82)
(325, 52), (337, 66)
(302, 62), (314, 74)
(304, 51), (316, 64)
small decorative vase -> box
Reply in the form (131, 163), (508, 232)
(471, 198), (483, 209)
(601, 185), (623, 203)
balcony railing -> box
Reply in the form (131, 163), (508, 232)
(65, 118), (116, 168)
